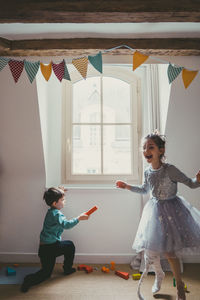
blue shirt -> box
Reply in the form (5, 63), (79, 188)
(40, 208), (79, 244)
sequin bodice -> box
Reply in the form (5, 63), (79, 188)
(130, 163), (200, 200)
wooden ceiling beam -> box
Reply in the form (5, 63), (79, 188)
(0, 0), (200, 23)
(0, 37), (200, 56)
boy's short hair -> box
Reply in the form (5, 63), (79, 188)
(43, 187), (65, 207)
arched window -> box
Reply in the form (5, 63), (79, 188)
(62, 66), (141, 184)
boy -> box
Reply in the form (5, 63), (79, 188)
(21, 187), (89, 292)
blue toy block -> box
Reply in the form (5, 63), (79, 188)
(6, 267), (16, 276)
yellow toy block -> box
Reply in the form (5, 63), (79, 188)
(132, 273), (141, 280)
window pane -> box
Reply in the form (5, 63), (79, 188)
(103, 77), (131, 123)
(72, 125), (101, 174)
(73, 77), (101, 123)
(103, 125), (132, 174)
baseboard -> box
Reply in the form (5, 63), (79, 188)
(0, 252), (134, 264)
(1, 252), (200, 264)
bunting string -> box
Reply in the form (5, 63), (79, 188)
(0, 45), (199, 89)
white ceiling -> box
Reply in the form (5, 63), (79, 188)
(0, 23), (200, 40)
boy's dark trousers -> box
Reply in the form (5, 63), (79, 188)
(24, 240), (75, 286)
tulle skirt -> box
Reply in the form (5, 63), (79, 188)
(132, 196), (200, 256)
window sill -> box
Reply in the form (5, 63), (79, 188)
(61, 184), (126, 190)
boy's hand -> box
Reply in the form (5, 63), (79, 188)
(196, 170), (200, 183)
(78, 213), (89, 221)
(116, 180), (127, 189)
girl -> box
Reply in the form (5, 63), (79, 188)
(116, 132), (200, 300)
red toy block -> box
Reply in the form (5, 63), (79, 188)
(77, 264), (93, 273)
(115, 270), (129, 280)
(85, 206), (98, 216)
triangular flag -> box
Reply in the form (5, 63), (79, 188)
(63, 62), (71, 81)
(40, 62), (52, 81)
(72, 57), (88, 79)
(88, 51), (102, 73)
(182, 69), (198, 89)
(167, 63), (183, 84)
(133, 51), (149, 71)
(8, 59), (24, 83)
(0, 57), (9, 71)
(52, 60), (65, 82)
(24, 60), (40, 83)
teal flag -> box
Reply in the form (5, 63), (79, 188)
(0, 57), (9, 71)
(88, 52), (102, 73)
(24, 60), (40, 83)
(167, 63), (183, 84)
(63, 61), (71, 81)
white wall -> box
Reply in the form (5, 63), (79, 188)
(0, 56), (200, 264)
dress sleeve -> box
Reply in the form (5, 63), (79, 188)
(129, 170), (150, 194)
(168, 164), (200, 189)
(56, 212), (79, 229)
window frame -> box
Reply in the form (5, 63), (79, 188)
(61, 65), (141, 185)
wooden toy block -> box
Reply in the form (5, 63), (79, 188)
(173, 277), (176, 287)
(110, 261), (115, 270)
(101, 266), (110, 273)
(132, 273), (141, 280)
(6, 267), (16, 276)
(77, 264), (93, 273)
(184, 284), (187, 292)
(77, 264), (88, 271)
(85, 206), (98, 216)
(115, 270), (129, 280)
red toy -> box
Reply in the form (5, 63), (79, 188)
(85, 206), (98, 216)
(115, 270), (129, 280)
(77, 264), (93, 273)
(116, 181), (125, 188)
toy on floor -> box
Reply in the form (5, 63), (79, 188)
(85, 206), (98, 216)
(110, 261), (115, 270)
(115, 270), (129, 280)
(6, 267), (16, 276)
(77, 264), (93, 273)
(132, 273), (141, 280)
(13, 264), (19, 267)
(173, 277), (176, 287)
(101, 266), (110, 273)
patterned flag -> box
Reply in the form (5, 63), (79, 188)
(72, 57), (88, 79)
(88, 52), (102, 73)
(182, 69), (198, 89)
(40, 62), (52, 81)
(8, 59), (24, 83)
(0, 57), (9, 71)
(52, 60), (65, 82)
(133, 51), (149, 71)
(24, 60), (40, 83)
(167, 63), (183, 84)
(63, 62), (71, 81)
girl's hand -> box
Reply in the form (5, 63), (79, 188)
(116, 180), (127, 189)
(78, 213), (89, 221)
(196, 170), (200, 183)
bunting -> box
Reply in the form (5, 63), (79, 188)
(40, 62), (52, 81)
(52, 60), (65, 82)
(72, 57), (88, 79)
(182, 69), (198, 89)
(0, 57), (9, 71)
(133, 51), (149, 71)
(0, 46), (199, 89)
(88, 52), (102, 73)
(167, 63), (183, 84)
(24, 60), (40, 83)
(8, 59), (24, 83)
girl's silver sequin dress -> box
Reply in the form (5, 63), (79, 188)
(131, 163), (200, 256)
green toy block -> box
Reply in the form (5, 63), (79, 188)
(173, 277), (176, 287)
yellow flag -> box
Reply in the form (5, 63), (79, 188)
(40, 62), (52, 81)
(182, 69), (198, 89)
(72, 57), (88, 79)
(133, 51), (149, 71)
